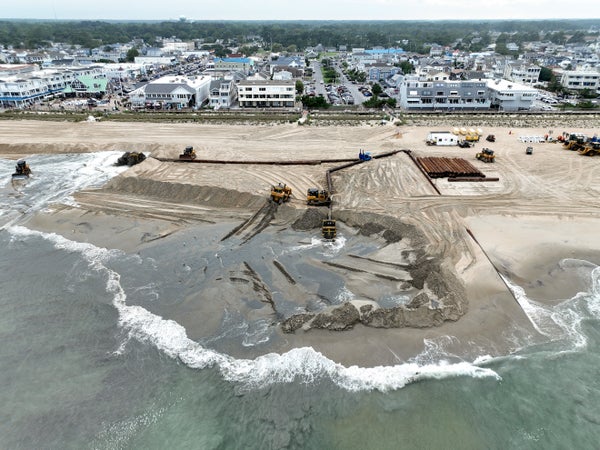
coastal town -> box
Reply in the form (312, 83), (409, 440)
(1, 21), (600, 113)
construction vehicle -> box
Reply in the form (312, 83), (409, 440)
(359, 149), (372, 161)
(458, 140), (472, 148)
(321, 219), (337, 240)
(12, 159), (31, 178)
(179, 146), (196, 160)
(486, 134), (495, 142)
(306, 188), (331, 206)
(476, 148), (495, 163)
(526, 146), (533, 155)
(116, 151), (146, 166)
(270, 183), (292, 204)
(578, 141), (600, 156)
(563, 134), (586, 151)
(465, 131), (480, 142)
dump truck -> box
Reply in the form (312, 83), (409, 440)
(179, 146), (196, 160)
(307, 188), (331, 206)
(476, 148), (495, 163)
(322, 219), (337, 240)
(116, 151), (146, 166)
(270, 183), (292, 204)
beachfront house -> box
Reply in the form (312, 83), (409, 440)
(128, 75), (211, 109)
(486, 79), (537, 111)
(237, 79), (296, 108)
(208, 79), (236, 108)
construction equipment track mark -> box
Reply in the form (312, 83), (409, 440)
(221, 200), (278, 243)
(273, 260), (296, 285)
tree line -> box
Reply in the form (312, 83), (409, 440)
(0, 19), (598, 53)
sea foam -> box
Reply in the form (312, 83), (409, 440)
(8, 225), (502, 392)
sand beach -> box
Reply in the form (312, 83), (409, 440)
(2, 118), (600, 366)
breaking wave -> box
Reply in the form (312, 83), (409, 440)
(8, 225), (501, 392)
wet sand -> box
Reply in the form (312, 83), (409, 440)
(5, 119), (600, 366)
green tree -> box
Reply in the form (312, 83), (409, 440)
(125, 48), (139, 62)
(539, 66), (553, 82)
(301, 94), (329, 108)
(398, 61), (414, 74)
(295, 79), (304, 95)
(372, 83), (383, 96)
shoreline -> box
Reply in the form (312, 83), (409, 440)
(5, 119), (600, 366)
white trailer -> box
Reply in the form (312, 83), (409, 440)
(426, 131), (458, 146)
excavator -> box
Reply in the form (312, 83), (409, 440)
(116, 151), (146, 166)
(476, 148), (495, 163)
(306, 188), (331, 206)
(12, 160), (32, 178)
(179, 146), (197, 160)
(322, 219), (337, 240)
(270, 183), (292, 204)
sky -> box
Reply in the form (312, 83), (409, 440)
(2, 0), (600, 21)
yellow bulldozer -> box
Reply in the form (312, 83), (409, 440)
(306, 188), (331, 206)
(270, 183), (292, 204)
(476, 148), (495, 163)
(179, 146), (197, 160)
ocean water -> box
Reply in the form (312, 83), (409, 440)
(1, 153), (600, 449)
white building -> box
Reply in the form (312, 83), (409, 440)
(503, 61), (541, 86)
(486, 79), (537, 111)
(128, 75), (211, 109)
(208, 79), (236, 108)
(558, 67), (600, 92)
(237, 79), (295, 108)
(0, 66), (104, 108)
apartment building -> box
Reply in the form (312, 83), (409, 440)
(503, 61), (541, 86)
(558, 67), (600, 92)
(398, 75), (490, 110)
(237, 80), (295, 108)
(0, 66), (105, 108)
